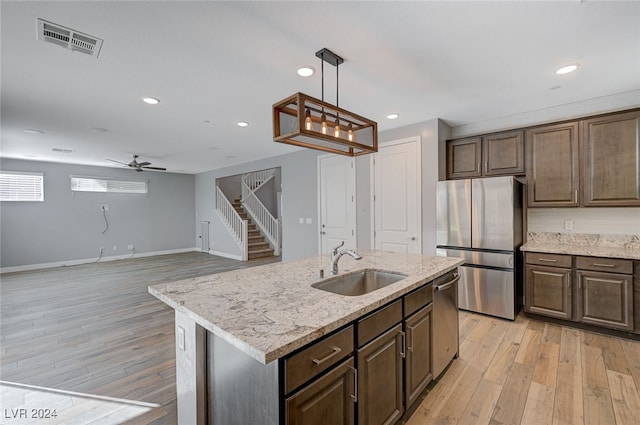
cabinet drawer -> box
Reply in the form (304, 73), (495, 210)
(284, 325), (354, 394)
(404, 282), (433, 317)
(576, 256), (633, 274)
(357, 300), (402, 347)
(525, 252), (572, 268)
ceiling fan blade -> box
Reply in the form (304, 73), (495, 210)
(142, 166), (167, 171)
(107, 158), (129, 166)
(137, 161), (151, 167)
(134, 168), (144, 172)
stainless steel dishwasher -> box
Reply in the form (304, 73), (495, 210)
(432, 269), (460, 378)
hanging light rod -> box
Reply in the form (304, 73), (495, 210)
(272, 48), (377, 156)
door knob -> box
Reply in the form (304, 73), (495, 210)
(410, 237), (416, 241)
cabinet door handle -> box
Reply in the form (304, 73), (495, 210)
(484, 161), (488, 173)
(592, 263), (616, 268)
(477, 161), (481, 173)
(348, 366), (358, 402)
(400, 331), (406, 359)
(538, 258), (557, 263)
(574, 190), (578, 203)
(311, 346), (342, 366)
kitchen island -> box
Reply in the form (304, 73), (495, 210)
(149, 250), (463, 425)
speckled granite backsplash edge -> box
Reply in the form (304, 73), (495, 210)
(526, 232), (640, 249)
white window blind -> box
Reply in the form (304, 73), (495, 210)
(70, 176), (147, 194)
(0, 171), (44, 201)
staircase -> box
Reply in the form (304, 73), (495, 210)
(232, 198), (275, 260)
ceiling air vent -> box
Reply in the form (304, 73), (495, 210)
(37, 18), (103, 58)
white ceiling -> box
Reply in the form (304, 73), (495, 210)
(1, 1), (639, 174)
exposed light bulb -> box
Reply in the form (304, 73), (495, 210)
(305, 109), (313, 131)
(334, 118), (341, 138)
(347, 123), (354, 142)
(320, 113), (328, 135)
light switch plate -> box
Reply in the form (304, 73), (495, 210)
(306, 218), (312, 224)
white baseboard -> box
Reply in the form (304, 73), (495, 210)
(0, 247), (199, 274)
(211, 250), (243, 261)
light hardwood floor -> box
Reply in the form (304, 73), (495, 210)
(2, 252), (639, 424)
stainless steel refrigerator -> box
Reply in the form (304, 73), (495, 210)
(436, 176), (523, 320)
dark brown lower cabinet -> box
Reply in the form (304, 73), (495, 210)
(525, 264), (572, 320)
(576, 270), (633, 331)
(357, 323), (404, 425)
(404, 304), (432, 408)
(285, 357), (355, 425)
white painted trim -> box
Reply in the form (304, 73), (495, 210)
(0, 247), (199, 274)
(369, 135), (423, 253)
(211, 250), (243, 261)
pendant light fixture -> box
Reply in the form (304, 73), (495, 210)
(273, 48), (378, 156)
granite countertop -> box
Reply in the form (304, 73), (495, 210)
(521, 232), (640, 260)
(148, 250), (463, 364)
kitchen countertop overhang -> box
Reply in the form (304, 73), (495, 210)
(148, 250), (463, 364)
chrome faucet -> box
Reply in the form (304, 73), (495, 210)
(330, 241), (362, 275)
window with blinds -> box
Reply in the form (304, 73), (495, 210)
(0, 171), (44, 201)
(70, 176), (147, 193)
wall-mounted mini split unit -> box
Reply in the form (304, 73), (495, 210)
(37, 18), (103, 58)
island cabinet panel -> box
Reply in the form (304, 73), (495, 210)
(356, 299), (402, 347)
(285, 357), (355, 425)
(284, 325), (354, 394)
(526, 122), (580, 207)
(404, 303), (432, 408)
(357, 323), (404, 425)
(581, 110), (640, 206)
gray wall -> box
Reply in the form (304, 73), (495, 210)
(1, 158), (195, 269)
(195, 150), (321, 262)
(198, 121), (450, 260)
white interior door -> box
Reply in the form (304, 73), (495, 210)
(318, 155), (356, 254)
(373, 137), (421, 253)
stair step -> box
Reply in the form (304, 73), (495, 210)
(248, 248), (275, 260)
(249, 242), (269, 249)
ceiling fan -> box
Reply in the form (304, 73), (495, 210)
(107, 154), (166, 172)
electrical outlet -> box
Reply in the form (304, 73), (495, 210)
(99, 247), (104, 252)
(112, 245), (117, 251)
(128, 244), (134, 250)
(564, 220), (574, 231)
(100, 204), (109, 212)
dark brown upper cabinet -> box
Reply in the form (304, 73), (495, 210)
(526, 122), (580, 207)
(446, 131), (524, 179)
(581, 110), (640, 207)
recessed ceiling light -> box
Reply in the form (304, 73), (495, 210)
(556, 64), (579, 75)
(386, 113), (400, 120)
(91, 127), (109, 132)
(237, 121), (249, 127)
(142, 97), (160, 105)
(24, 129), (44, 134)
(297, 66), (315, 77)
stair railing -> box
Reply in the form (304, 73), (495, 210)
(243, 168), (275, 193)
(241, 171), (280, 256)
(216, 186), (248, 261)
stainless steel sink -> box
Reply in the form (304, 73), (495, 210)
(312, 269), (407, 296)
